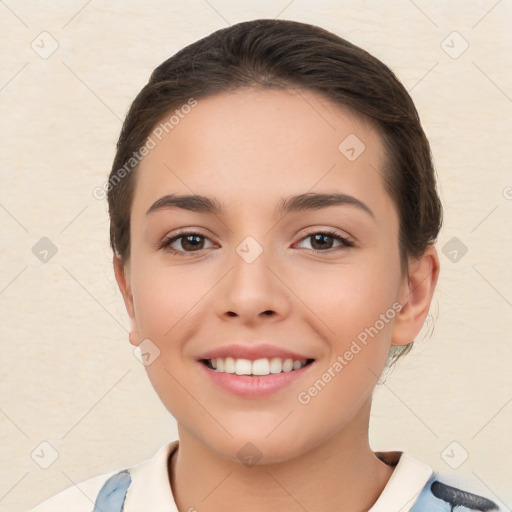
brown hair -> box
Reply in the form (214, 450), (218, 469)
(107, 19), (442, 362)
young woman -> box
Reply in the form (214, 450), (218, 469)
(29, 18), (502, 512)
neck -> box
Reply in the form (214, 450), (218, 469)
(169, 400), (394, 512)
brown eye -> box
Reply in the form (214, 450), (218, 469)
(310, 233), (335, 250)
(160, 232), (214, 255)
(296, 230), (354, 253)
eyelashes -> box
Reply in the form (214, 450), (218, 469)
(295, 230), (355, 252)
(158, 229), (355, 257)
(159, 232), (212, 255)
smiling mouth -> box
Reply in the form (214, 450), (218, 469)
(201, 357), (315, 376)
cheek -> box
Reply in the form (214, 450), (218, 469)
(303, 263), (400, 405)
(130, 256), (207, 339)
(303, 259), (400, 339)
(295, 270), (398, 418)
(130, 263), (207, 424)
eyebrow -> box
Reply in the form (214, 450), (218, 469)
(145, 192), (375, 220)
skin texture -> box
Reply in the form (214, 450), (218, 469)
(114, 88), (440, 512)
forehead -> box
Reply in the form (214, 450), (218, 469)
(132, 88), (394, 222)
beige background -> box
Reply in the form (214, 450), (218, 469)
(1, 1), (511, 511)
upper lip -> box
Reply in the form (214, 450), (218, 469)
(198, 344), (314, 362)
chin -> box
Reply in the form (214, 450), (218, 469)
(198, 426), (319, 468)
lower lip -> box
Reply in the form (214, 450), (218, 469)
(198, 361), (315, 398)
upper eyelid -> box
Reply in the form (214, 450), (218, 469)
(163, 229), (216, 244)
(163, 227), (350, 241)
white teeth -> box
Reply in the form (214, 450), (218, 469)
(282, 359), (294, 372)
(269, 357), (282, 374)
(235, 359), (252, 375)
(252, 358), (270, 376)
(224, 357), (236, 374)
(207, 357), (309, 375)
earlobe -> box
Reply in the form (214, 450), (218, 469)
(391, 246), (440, 346)
(128, 329), (140, 347)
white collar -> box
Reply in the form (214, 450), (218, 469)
(368, 451), (433, 511)
(123, 442), (433, 512)
(123, 440), (179, 511)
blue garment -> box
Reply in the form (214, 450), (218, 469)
(411, 476), (500, 511)
(92, 471), (131, 512)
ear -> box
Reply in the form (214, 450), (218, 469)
(391, 245), (440, 346)
(113, 254), (138, 345)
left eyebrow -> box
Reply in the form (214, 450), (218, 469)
(274, 192), (375, 220)
(145, 192), (374, 220)
(146, 194), (223, 216)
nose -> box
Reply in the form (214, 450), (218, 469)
(214, 241), (292, 325)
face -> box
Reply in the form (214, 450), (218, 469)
(116, 88), (422, 464)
